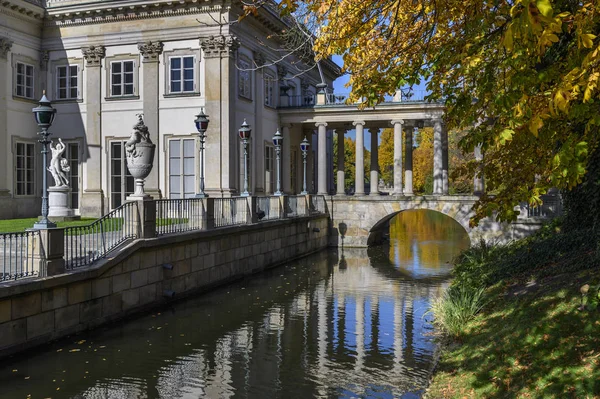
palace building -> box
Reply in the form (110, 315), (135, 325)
(0, 0), (340, 218)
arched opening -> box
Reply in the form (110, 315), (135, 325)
(367, 209), (470, 279)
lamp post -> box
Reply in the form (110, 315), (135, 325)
(238, 119), (252, 197)
(32, 92), (57, 229)
(300, 136), (310, 195)
(272, 128), (283, 196)
(194, 109), (209, 198)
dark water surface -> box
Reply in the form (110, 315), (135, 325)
(0, 210), (469, 399)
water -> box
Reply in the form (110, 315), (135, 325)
(0, 210), (469, 398)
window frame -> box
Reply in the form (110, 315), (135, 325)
(12, 54), (37, 101)
(104, 55), (140, 100)
(13, 139), (36, 197)
(163, 48), (202, 98)
(52, 59), (83, 102)
(264, 71), (276, 108)
(237, 55), (252, 101)
(166, 137), (197, 199)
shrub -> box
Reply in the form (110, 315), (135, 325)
(429, 285), (486, 338)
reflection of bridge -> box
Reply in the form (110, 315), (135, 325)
(328, 195), (561, 247)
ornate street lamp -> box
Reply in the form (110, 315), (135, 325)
(32, 92), (57, 229)
(272, 129), (283, 196)
(300, 136), (310, 195)
(194, 109), (209, 198)
(238, 119), (252, 197)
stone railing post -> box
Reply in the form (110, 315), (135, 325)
(28, 228), (65, 276)
(247, 196), (259, 224)
(135, 199), (157, 239)
(204, 198), (216, 229)
(281, 195), (290, 218)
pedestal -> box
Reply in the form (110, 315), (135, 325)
(48, 186), (76, 219)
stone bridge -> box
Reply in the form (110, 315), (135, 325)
(326, 195), (557, 247)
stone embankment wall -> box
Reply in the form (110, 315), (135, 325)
(0, 215), (328, 358)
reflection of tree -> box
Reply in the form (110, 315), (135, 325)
(388, 210), (470, 271)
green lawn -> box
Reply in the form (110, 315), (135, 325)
(426, 223), (600, 398)
(0, 218), (99, 233)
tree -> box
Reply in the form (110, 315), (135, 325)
(333, 135), (370, 193)
(378, 128), (394, 186)
(277, 0), (600, 224)
(413, 128), (433, 194)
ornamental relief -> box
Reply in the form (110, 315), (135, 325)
(0, 38), (13, 60)
(82, 45), (106, 66)
(138, 41), (163, 63)
(200, 35), (239, 59)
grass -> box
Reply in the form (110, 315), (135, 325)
(426, 220), (600, 398)
(0, 218), (98, 233)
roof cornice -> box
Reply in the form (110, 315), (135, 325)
(0, 0), (44, 21)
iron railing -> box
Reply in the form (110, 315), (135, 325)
(64, 202), (138, 269)
(0, 230), (44, 281)
(156, 198), (206, 236)
(256, 196), (283, 221)
(284, 94), (316, 108)
(285, 195), (308, 217)
(214, 197), (250, 227)
(522, 194), (563, 218)
(311, 195), (327, 214)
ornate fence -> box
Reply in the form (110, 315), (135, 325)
(63, 201), (138, 269)
(0, 230), (44, 281)
(155, 198), (205, 236)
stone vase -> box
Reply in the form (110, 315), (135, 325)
(126, 142), (156, 200)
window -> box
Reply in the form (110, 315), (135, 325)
(110, 141), (135, 209)
(15, 142), (35, 196)
(265, 144), (274, 194)
(67, 143), (80, 209)
(15, 62), (34, 99)
(168, 138), (196, 199)
(264, 73), (275, 107)
(56, 65), (79, 100)
(238, 56), (252, 99)
(110, 60), (135, 97)
(169, 56), (195, 94)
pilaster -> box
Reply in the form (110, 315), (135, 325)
(0, 38), (13, 196)
(253, 50), (265, 195)
(138, 41), (163, 199)
(81, 45), (106, 217)
(200, 35), (239, 197)
(282, 124), (291, 194)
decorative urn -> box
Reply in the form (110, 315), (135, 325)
(125, 114), (156, 199)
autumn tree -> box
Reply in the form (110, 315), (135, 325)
(333, 134), (370, 193)
(378, 128), (394, 186)
(275, 0), (600, 224)
(413, 128), (434, 194)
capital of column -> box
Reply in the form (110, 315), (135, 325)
(0, 38), (12, 60)
(315, 122), (328, 128)
(277, 65), (288, 78)
(253, 50), (266, 67)
(281, 123), (292, 129)
(82, 45), (106, 67)
(352, 121), (365, 127)
(39, 50), (49, 69)
(431, 117), (445, 126)
(200, 35), (239, 59)
(390, 119), (404, 126)
(138, 41), (164, 63)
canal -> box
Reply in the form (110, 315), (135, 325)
(0, 210), (469, 398)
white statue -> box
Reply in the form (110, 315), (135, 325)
(48, 138), (70, 187)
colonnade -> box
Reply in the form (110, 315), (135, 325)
(315, 119), (477, 196)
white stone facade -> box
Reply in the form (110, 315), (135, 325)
(1, 0), (338, 217)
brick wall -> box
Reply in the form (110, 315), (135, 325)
(0, 215), (329, 358)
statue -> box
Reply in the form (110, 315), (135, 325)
(48, 138), (70, 187)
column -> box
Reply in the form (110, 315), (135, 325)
(355, 296), (365, 372)
(353, 121), (365, 196)
(138, 41), (163, 199)
(404, 125), (413, 195)
(391, 120), (403, 195)
(253, 51), (265, 195)
(316, 122), (328, 195)
(200, 36), (239, 197)
(369, 129), (379, 196)
(442, 126), (449, 195)
(81, 46), (106, 217)
(336, 129), (345, 195)
(282, 124), (292, 194)
(306, 130), (315, 193)
(0, 38), (13, 196)
(432, 118), (443, 195)
(474, 144), (485, 195)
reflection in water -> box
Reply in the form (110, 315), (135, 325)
(0, 211), (469, 399)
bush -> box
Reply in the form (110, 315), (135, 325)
(429, 284), (486, 338)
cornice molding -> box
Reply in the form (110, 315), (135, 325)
(82, 45), (105, 66)
(0, 38), (13, 60)
(0, 0), (44, 22)
(200, 35), (239, 59)
(138, 41), (163, 63)
(45, 2), (225, 28)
